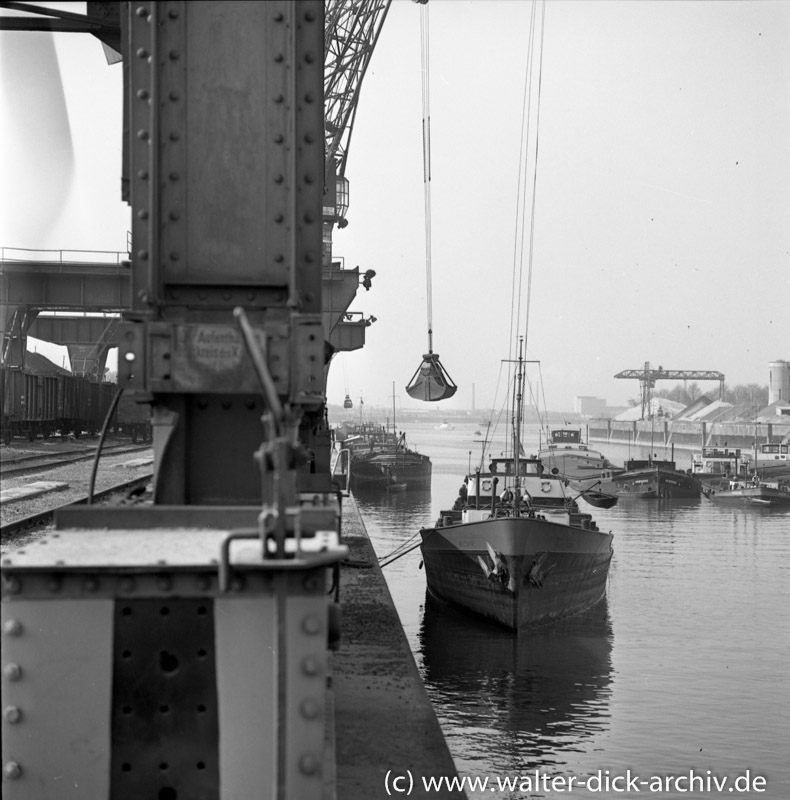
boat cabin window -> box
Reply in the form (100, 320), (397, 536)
(550, 429), (581, 444)
(489, 458), (542, 476)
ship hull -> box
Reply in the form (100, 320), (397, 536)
(708, 485), (790, 506)
(419, 515), (612, 630)
(350, 453), (432, 490)
(597, 466), (702, 499)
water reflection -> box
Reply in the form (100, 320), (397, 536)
(352, 485), (433, 517)
(419, 593), (614, 770)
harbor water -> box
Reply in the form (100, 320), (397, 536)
(352, 422), (790, 799)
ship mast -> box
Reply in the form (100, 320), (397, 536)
(513, 338), (525, 514)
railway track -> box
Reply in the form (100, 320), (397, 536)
(1, 442), (152, 477)
(0, 474), (154, 541)
(1, 443), (156, 551)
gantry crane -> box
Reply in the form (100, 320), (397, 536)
(614, 362), (725, 419)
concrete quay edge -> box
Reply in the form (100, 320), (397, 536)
(332, 492), (466, 800)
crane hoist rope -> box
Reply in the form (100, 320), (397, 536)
(406, 1), (457, 402)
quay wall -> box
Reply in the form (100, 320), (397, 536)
(588, 418), (790, 455)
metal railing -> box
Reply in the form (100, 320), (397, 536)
(0, 246), (130, 265)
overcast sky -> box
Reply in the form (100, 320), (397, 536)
(1, 1), (788, 412)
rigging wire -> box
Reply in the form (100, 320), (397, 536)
(521, 2), (547, 350)
(405, 2), (456, 401)
(420, 3), (434, 354)
(502, 0), (547, 448)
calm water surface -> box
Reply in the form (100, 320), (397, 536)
(352, 422), (790, 799)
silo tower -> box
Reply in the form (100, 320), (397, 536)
(768, 360), (790, 404)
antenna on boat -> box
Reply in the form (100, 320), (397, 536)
(405, 1), (457, 402)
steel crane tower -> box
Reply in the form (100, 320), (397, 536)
(614, 362), (726, 419)
(324, 1), (391, 185)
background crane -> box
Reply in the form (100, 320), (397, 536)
(615, 362), (725, 419)
(323, 0), (391, 246)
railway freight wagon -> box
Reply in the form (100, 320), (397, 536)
(0, 367), (60, 443)
(1, 356), (118, 444)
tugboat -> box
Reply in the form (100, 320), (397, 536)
(418, 347), (613, 631)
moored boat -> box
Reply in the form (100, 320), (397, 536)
(753, 440), (790, 481)
(706, 476), (790, 507)
(537, 427), (616, 480)
(350, 436), (432, 491)
(334, 387), (432, 491)
(419, 350), (613, 631)
(592, 458), (703, 499)
(691, 446), (751, 491)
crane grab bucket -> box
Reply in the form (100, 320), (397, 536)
(406, 353), (457, 402)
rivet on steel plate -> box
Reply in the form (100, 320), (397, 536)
(169, 131), (180, 141)
(169, 50), (180, 60)
(137, 170), (149, 180)
(169, 171), (180, 182)
(3, 762), (22, 780)
(46, 576), (62, 593)
(169, 90), (180, 102)
(168, 8), (179, 19)
(138, 209), (149, 220)
(274, 94), (284, 104)
(170, 251), (179, 261)
(157, 576), (172, 592)
(275, 253), (284, 262)
(84, 576), (99, 593)
(121, 577), (136, 593)
(299, 754), (320, 776)
(137, 250), (149, 261)
(300, 699), (320, 719)
(274, 214), (284, 224)
(4, 621), (22, 638)
(137, 129), (150, 140)
(136, 47), (149, 59)
(301, 656), (321, 676)
(136, 88), (150, 100)
(274, 174), (284, 184)
(3, 706), (22, 724)
(135, 6), (149, 18)
(170, 210), (180, 221)
(303, 574), (318, 592)
(274, 134), (284, 144)
(274, 53), (284, 63)
(231, 576), (246, 592)
(3, 663), (22, 681)
(196, 575), (211, 591)
(302, 616), (321, 635)
(3, 577), (21, 595)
